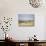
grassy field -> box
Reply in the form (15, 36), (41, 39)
(18, 21), (34, 26)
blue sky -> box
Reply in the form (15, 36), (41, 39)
(18, 14), (34, 21)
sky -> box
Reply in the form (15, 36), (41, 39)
(18, 14), (34, 21)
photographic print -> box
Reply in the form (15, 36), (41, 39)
(18, 14), (35, 26)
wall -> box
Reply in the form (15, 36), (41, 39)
(0, 0), (46, 40)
